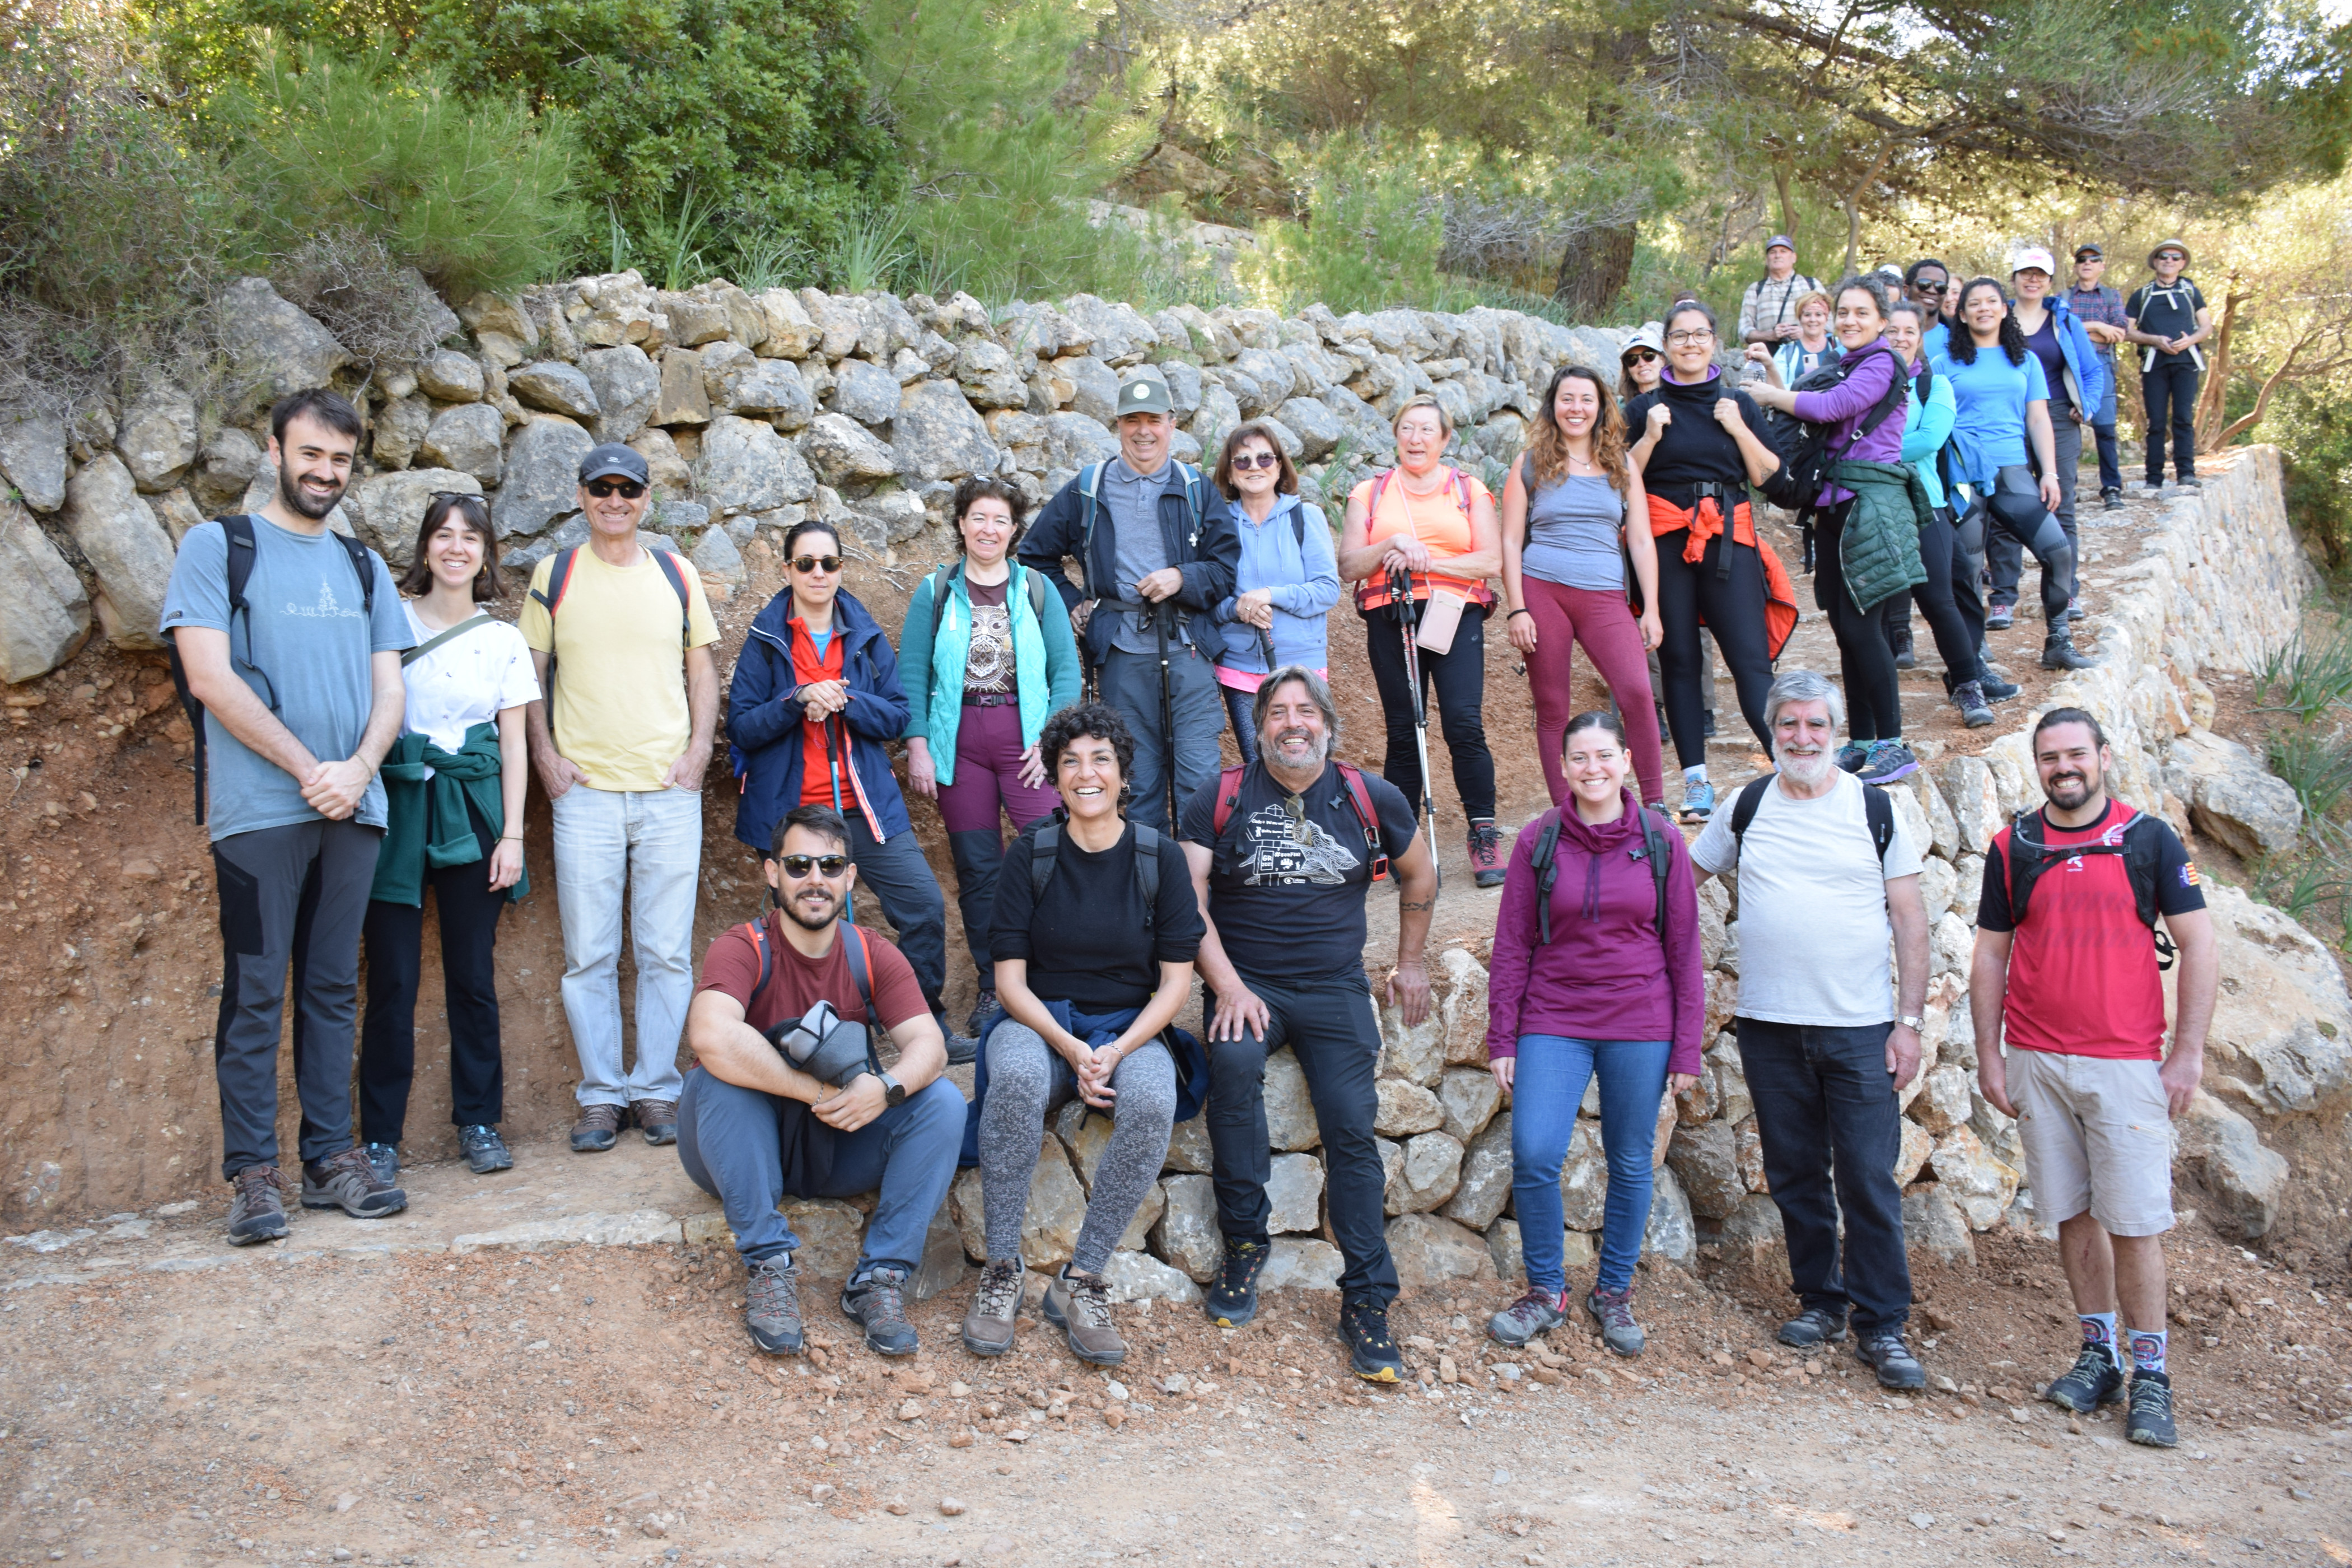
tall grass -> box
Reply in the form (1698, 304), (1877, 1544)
(2253, 629), (2352, 722)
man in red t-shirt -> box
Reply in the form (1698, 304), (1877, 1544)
(679, 804), (962, 1359)
(1970, 708), (2216, 1449)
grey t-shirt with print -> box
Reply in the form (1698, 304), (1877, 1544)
(158, 516), (412, 841)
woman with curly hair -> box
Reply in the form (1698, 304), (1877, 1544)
(1936, 277), (2093, 671)
(1500, 365), (1665, 809)
(962, 701), (1205, 1369)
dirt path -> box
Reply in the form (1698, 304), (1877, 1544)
(4, 1147), (2348, 1568)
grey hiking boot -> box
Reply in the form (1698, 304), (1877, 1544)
(1856, 1331), (1926, 1389)
(1043, 1265), (1126, 1365)
(1778, 1306), (1847, 1348)
(226, 1165), (289, 1245)
(301, 1147), (407, 1219)
(2041, 634), (2099, 670)
(744, 1254), (805, 1355)
(570, 1103), (624, 1153)
(459, 1124), (513, 1175)
(361, 1142), (399, 1186)
(1952, 680), (1995, 729)
(1488, 1287), (1569, 1347)
(841, 1264), (919, 1356)
(2045, 1345), (2126, 1412)
(632, 1098), (678, 1147)
(1586, 1286), (1646, 1357)
(962, 1258), (1025, 1357)
(2127, 1370), (2178, 1447)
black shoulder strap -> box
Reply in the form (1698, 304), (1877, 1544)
(529, 546), (578, 617)
(1728, 776), (1774, 844)
(926, 563), (958, 647)
(842, 922), (877, 1023)
(1134, 823), (1161, 926)
(651, 547), (691, 633)
(1024, 568), (1048, 623)
(1029, 818), (1062, 898)
(1290, 506), (1308, 550)
(1636, 805), (1671, 932)
(748, 917), (776, 1014)
(1863, 783), (1893, 864)
(1532, 809), (1564, 945)
(332, 529), (376, 616)
(223, 512), (259, 617)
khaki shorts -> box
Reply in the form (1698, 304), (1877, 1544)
(2008, 1048), (2174, 1237)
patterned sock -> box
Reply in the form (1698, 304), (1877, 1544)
(2079, 1310), (2122, 1371)
(2127, 1326), (2168, 1376)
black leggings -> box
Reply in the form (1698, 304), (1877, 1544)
(1962, 466), (2076, 635)
(1879, 507), (1985, 685)
(1813, 499), (1906, 744)
(1364, 601), (1495, 821)
(1651, 529), (1776, 767)
(358, 802), (507, 1144)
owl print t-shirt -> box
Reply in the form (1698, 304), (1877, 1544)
(1179, 759), (1421, 983)
(961, 578), (1015, 700)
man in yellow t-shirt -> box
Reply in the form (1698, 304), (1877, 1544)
(521, 443), (721, 1155)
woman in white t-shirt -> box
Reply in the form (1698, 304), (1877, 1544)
(359, 495), (540, 1182)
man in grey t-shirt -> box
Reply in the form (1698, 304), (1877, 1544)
(1018, 374), (1238, 831)
(1690, 669), (1931, 1389)
(159, 389), (412, 1244)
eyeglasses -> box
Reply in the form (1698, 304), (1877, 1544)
(777, 853), (851, 879)
(1622, 349), (1660, 365)
(1665, 329), (1713, 346)
(790, 554), (844, 573)
(585, 479), (646, 500)
(1230, 451), (1281, 471)
(2154, 251), (2185, 263)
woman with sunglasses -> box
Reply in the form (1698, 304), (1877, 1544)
(729, 520), (966, 1052)
(1935, 278), (2094, 672)
(963, 702), (1204, 1367)
(358, 494), (536, 1183)
(1622, 300), (1787, 822)
(1501, 365), (1664, 810)
(1210, 422), (1338, 766)
(899, 477), (1082, 1037)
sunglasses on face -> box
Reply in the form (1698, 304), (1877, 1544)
(585, 479), (646, 500)
(1912, 280), (1948, 293)
(1230, 451), (1281, 471)
(2155, 252), (2185, 263)
(778, 853), (851, 880)
(790, 554), (844, 574)
(1623, 349), (1660, 365)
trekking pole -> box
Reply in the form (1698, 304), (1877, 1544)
(1154, 598), (1179, 831)
(1387, 564), (1440, 881)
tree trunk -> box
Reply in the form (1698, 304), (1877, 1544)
(2194, 275), (2244, 451)
(1555, 223), (1639, 318)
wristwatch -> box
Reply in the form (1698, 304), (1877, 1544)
(1897, 1014), (1925, 1032)
(878, 1071), (907, 1108)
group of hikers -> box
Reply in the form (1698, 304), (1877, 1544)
(157, 230), (2219, 1458)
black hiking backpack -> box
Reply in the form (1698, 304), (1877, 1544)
(1755, 346), (1908, 514)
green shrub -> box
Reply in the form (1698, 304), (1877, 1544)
(1240, 146), (1441, 315)
(209, 41), (589, 298)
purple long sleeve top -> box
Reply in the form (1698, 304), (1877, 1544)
(1486, 791), (1705, 1073)
(1790, 338), (1908, 506)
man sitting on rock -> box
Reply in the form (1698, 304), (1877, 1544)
(1180, 667), (1438, 1382)
(678, 805), (963, 1358)
(1689, 668), (1931, 1390)
(1970, 708), (2215, 1448)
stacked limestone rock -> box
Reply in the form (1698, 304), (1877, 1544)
(0, 268), (1631, 684)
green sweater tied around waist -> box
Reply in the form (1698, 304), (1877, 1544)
(1827, 459), (1931, 614)
(368, 722), (526, 907)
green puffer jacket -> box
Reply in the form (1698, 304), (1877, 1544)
(1827, 459), (1930, 614)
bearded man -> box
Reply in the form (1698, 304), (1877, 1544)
(161, 388), (414, 1245)
(1178, 667), (1439, 1381)
(1690, 669), (1933, 1389)
(677, 804), (960, 1359)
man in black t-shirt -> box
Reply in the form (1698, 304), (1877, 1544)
(2124, 241), (2212, 491)
(1180, 668), (1439, 1382)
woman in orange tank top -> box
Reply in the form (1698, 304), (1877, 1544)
(1338, 394), (1506, 884)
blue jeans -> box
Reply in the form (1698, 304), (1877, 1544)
(550, 784), (703, 1107)
(1735, 1018), (1912, 1337)
(1508, 1035), (1671, 1295)
(676, 1066), (964, 1274)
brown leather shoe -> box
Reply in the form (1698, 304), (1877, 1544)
(1042, 1265), (1125, 1365)
(570, 1103), (624, 1153)
(633, 1098), (678, 1146)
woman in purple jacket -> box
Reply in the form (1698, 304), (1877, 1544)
(1485, 711), (1702, 1357)
(1748, 274), (1919, 785)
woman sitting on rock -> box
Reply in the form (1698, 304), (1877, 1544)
(1484, 711), (1702, 1357)
(962, 702), (1205, 1368)
(1210, 422), (1340, 766)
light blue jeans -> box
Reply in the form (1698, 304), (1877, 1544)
(1509, 1034), (1672, 1295)
(550, 784), (703, 1106)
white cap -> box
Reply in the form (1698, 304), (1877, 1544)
(2010, 245), (2056, 276)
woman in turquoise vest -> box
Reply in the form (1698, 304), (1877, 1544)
(901, 475), (1084, 1035)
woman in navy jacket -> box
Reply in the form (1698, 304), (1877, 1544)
(728, 519), (962, 1050)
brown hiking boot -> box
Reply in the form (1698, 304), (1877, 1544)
(632, 1098), (678, 1147)
(300, 1147), (407, 1219)
(226, 1165), (289, 1245)
(1043, 1265), (1125, 1366)
(962, 1258), (1025, 1357)
(570, 1102), (625, 1153)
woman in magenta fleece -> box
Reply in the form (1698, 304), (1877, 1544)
(1484, 711), (1703, 1356)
